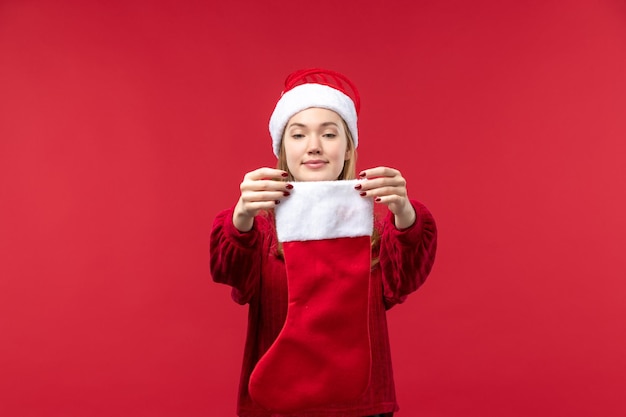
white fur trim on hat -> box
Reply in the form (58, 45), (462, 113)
(269, 83), (358, 157)
(275, 180), (373, 242)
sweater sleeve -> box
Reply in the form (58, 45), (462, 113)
(209, 208), (269, 305)
(378, 200), (438, 310)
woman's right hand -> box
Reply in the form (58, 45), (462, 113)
(233, 168), (292, 232)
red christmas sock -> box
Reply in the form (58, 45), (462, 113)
(249, 180), (374, 413)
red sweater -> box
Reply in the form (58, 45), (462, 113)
(210, 200), (437, 417)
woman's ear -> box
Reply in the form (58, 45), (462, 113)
(344, 140), (352, 161)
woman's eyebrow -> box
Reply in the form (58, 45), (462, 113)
(287, 121), (339, 129)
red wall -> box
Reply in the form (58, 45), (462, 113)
(1, 1), (625, 416)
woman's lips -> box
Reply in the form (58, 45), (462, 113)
(303, 160), (327, 169)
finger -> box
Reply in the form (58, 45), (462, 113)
(244, 200), (283, 213)
(244, 167), (289, 181)
(359, 186), (407, 201)
(241, 190), (291, 203)
(359, 166), (400, 179)
(356, 176), (406, 192)
(372, 194), (409, 214)
(241, 179), (292, 193)
(373, 194), (394, 204)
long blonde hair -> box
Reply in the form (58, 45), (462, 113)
(270, 119), (381, 267)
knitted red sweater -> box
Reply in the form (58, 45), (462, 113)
(210, 200), (437, 417)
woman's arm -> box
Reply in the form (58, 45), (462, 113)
(210, 207), (267, 305)
(210, 167), (292, 304)
(357, 166), (437, 309)
(378, 200), (437, 309)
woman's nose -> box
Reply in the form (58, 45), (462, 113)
(307, 135), (322, 154)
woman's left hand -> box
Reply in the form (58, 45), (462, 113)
(356, 166), (416, 229)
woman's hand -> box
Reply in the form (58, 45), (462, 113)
(233, 168), (292, 232)
(356, 166), (416, 229)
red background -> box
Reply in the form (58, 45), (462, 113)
(1, 1), (625, 416)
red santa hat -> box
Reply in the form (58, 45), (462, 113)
(269, 68), (361, 157)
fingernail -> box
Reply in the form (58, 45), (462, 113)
(354, 184), (362, 190)
(360, 192), (367, 197)
(275, 200), (280, 205)
(281, 172), (289, 177)
(283, 191), (290, 196)
(375, 197), (382, 202)
(286, 184), (294, 190)
(359, 172), (366, 177)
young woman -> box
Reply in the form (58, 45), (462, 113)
(210, 68), (437, 417)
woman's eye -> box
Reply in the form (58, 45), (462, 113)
(323, 133), (337, 138)
(292, 134), (305, 139)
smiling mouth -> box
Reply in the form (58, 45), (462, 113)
(303, 161), (327, 168)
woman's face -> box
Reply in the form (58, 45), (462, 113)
(283, 107), (351, 182)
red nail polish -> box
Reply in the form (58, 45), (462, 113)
(275, 200), (280, 205)
(359, 172), (366, 177)
(283, 191), (290, 196)
(354, 184), (362, 190)
(281, 172), (289, 177)
(375, 197), (382, 202)
(360, 192), (367, 197)
(286, 184), (294, 190)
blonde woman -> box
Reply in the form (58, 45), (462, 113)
(210, 68), (437, 417)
